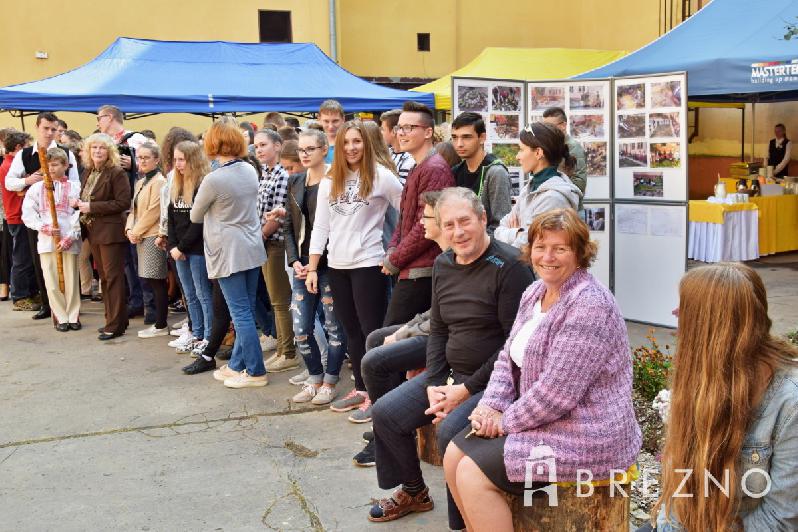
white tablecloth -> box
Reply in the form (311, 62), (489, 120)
(688, 210), (759, 262)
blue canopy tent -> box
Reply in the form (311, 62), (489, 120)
(0, 37), (434, 114)
(577, 0), (798, 103)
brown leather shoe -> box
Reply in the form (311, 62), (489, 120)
(367, 486), (433, 522)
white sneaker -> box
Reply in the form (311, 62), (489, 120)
(265, 354), (300, 373)
(311, 384), (338, 405)
(172, 317), (188, 330)
(213, 363), (239, 382)
(170, 323), (190, 337)
(224, 370), (268, 389)
(176, 336), (201, 354)
(292, 383), (320, 403)
(191, 339), (209, 358)
(168, 330), (193, 348)
(138, 325), (169, 338)
(264, 352), (279, 366)
(260, 334), (278, 352)
(289, 369), (310, 386)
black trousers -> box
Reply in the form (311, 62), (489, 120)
(145, 278), (168, 329)
(0, 220), (11, 286)
(206, 279), (231, 357)
(26, 227), (49, 310)
(362, 325), (428, 404)
(383, 277), (432, 327)
(328, 266), (388, 392)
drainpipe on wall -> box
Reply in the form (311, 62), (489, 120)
(329, 0), (337, 62)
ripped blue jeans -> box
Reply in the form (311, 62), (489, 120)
(290, 267), (347, 384)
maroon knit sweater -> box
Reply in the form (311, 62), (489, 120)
(384, 153), (454, 279)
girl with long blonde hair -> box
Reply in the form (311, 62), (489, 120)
(650, 263), (798, 531)
(306, 120), (402, 418)
(167, 141), (214, 364)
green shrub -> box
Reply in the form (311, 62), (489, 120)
(632, 330), (672, 402)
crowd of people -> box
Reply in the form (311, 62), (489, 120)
(1, 99), (796, 531)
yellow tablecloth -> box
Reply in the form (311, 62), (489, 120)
(688, 200), (759, 224)
(749, 195), (798, 255)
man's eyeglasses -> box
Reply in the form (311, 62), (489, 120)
(394, 124), (427, 135)
(137, 156), (155, 162)
(297, 146), (323, 156)
(96, 114), (112, 122)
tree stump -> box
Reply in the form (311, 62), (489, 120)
(416, 423), (443, 466)
(506, 484), (630, 531)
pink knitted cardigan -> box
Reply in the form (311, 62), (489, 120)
(480, 268), (642, 482)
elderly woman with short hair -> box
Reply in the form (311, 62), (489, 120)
(74, 133), (131, 340)
(443, 208), (641, 532)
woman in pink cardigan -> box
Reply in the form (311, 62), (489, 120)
(443, 208), (641, 532)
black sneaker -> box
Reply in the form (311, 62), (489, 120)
(182, 357), (216, 375)
(362, 430), (374, 443)
(216, 346), (232, 360)
(353, 440), (376, 467)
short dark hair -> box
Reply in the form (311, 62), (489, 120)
(285, 117), (301, 129)
(420, 190), (442, 208)
(62, 130), (82, 142)
(401, 101), (434, 127)
(36, 112), (59, 126)
(379, 109), (402, 130)
(56, 119), (68, 129)
(277, 125), (299, 142)
(542, 107), (568, 124)
(775, 123), (786, 130)
(451, 112), (486, 136)
(319, 99), (344, 118)
(140, 129), (156, 140)
(4, 131), (31, 153)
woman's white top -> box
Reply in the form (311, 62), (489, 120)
(510, 299), (546, 367)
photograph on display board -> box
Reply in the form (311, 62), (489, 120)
(569, 85), (605, 110)
(583, 141), (607, 177)
(617, 83), (646, 110)
(651, 80), (682, 108)
(457, 85), (489, 112)
(489, 114), (520, 139)
(633, 171), (664, 197)
(527, 114), (546, 125)
(491, 86), (521, 112)
(617, 113), (646, 138)
(570, 114), (605, 139)
(582, 207), (606, 231)
(650, 142), (681, 168)
(529, 86), (565, 110)
(618, 141), (648, 167)
(649, 112), (681, 138)
(491, 143), (520, 167)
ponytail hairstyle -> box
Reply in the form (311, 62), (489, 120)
(519, 122), (574, 172)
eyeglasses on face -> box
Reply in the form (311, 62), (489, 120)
(393, 124), (427, 135)
(297, 146), (323, 156)
(96, 114), (112, 122)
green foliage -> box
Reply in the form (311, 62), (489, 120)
(786, 330), (798, 346)
(632, 330), (672, 403)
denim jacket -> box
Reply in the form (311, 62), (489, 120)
(657, 367), (798, 531)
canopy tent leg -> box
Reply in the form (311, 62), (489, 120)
(751, 102), (756, 162)
(741, 107), (745, 162)
(19, 114), (25, 132)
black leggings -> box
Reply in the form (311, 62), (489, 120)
(146, 278), (168, 329)
(328, 266), (388, 392)
(205, 279), (231, 358)
(0, 220), (11, 285)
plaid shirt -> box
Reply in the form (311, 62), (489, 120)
(256, 163), (290, 241)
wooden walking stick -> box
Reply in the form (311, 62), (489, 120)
(37, 147), (65, 294)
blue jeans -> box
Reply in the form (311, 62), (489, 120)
(290, 268), (347, 384)
(254, 271), (276, 337)
(218, 267), (265, 376)
(174, 254), (213, 340)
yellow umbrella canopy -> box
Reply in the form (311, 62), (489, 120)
(412, 47), (627, 110)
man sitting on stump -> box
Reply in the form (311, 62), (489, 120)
(366, 187), (534, 529)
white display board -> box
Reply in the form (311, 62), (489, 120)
(582, 202), (611, 289)
(614, 203), (685, 327)
(613, 73), (688, 202)
(452, 77), (527, 195)
(527, 79), (612, 200)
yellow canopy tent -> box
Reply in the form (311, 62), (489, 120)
(412, 47), (627, 110)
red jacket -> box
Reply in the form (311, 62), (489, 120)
(0, 154), (23, 224)
(385, 153), (454, 279)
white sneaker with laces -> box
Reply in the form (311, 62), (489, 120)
(289, 369), (310, 386)
(168, 330), (193, 348)
(260, 334), (278, 352)
(292, 383), (319, 403)
(224, 370), (268, 389)
(191, 339), (209, 358)
(138, 325), (169, 338)
(266, 355), (300, 373)
(175, 336), (201, 354)
(311, 385), (338, 405)
(170, 323), (190, 337)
